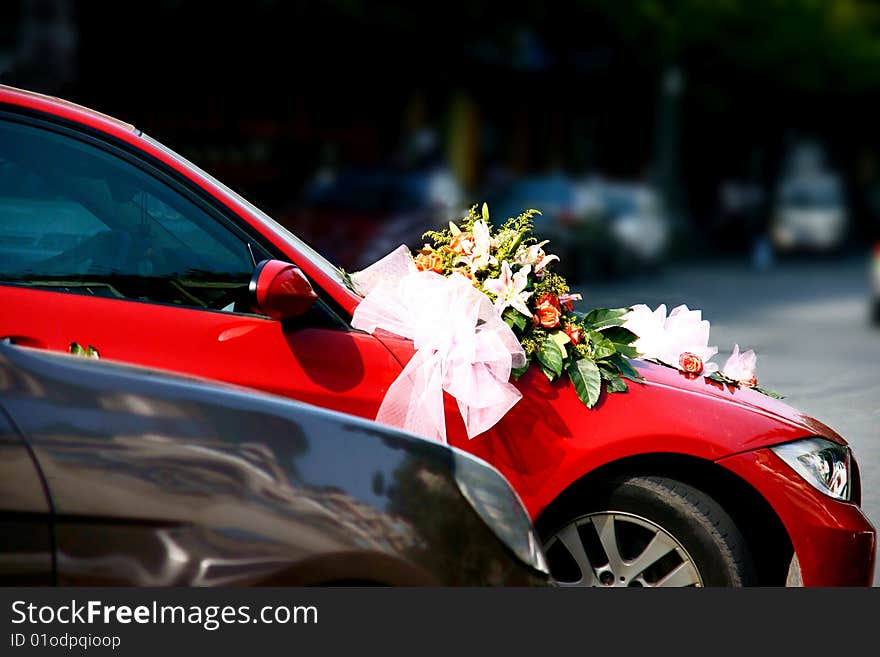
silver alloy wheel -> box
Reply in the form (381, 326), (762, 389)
(543, 511), (704, 587)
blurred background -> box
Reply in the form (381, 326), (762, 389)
(2, 0), (880, 581)
(3, 0), (880, 274)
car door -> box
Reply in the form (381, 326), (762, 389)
(0, 114), (402, 419)
(0, 402), (53, 585)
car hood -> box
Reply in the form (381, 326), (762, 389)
(632, 359), (846, 446)
(374, 332), (845, 463)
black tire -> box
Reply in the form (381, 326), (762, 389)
(538, 476), (756, 587)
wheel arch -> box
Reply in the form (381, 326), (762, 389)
(535, 452), (794, 585)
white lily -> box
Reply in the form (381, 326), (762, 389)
(467, 219), (497, 271)
(483, 261), (533, 317)
(623, 303), (718, 373)
(722, 344), (758, 386)
(559, 292), (582, 307)
(516, 240), (559, 276)
(622, 304), (669, 362)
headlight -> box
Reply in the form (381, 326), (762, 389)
(771, 437), (851, 501)
(452, 451), (549, 574)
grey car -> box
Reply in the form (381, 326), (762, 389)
(0, 344), (550, 586)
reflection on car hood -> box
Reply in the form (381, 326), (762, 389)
(634, 359), (845, 445)
(355, 331), (845, 459)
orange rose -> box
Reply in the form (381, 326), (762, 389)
(563, 323), (582, 345)
(534, 293), (561, 329)
(414, 250), (445, 274)
(449, 232), (475, 255)
(678, 352), (703, 374)
(535, 292), (561, 309)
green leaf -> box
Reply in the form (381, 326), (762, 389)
(707, 371), (785, 399)
(582, 307), (629, 329)
(598, 363), (617, 380)
(68, 342), (99, 360)
(506, 230), (526, 258)
(539, 364), (557, 382)
(600, 326), (639, 346)
(597, 326), (639, 358)
(610, 354), (643, 382)
(503, 308), (528, 332)
(338, 267), (357, 294)
(706, 371), (730, 385)
(507, 308), (527, 331)
(612, 344), (640, 358)
(537, 338), (564, 377)
(588, 331), (617, 360)
(605, 374), (628, 393)
(567, 358), (602, 408)
(511, 363), (530, 380)
(482, 202), (490, 223)
(549, 330), (571, 358)
(753, 385), (785, 400)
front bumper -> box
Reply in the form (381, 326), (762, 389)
(772, 211), (845, 251)
(717, 448), (876, 586)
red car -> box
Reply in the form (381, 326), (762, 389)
(0, 84), (874, 587)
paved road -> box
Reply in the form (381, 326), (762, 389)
(579, 253), (880, 585)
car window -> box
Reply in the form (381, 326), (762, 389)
(140, 133), (352, 294)
(780, 180), (842, 209)
(0, 119), (255, 313)
(602, 190), (639, 217)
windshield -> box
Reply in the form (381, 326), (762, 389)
(602, 191), (639, 217)
(140, 133), (350, 288)
(780, 179), (842, 209)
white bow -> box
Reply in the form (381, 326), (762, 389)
(351, 246), (525, 444)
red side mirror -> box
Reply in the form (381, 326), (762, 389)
(249, 260), (318, 320)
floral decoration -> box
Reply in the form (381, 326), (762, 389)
(346, 203), (783, 415)
(414, 203), (643, 408)
(621, 304), (782, 398)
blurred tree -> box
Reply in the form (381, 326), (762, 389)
(574, 0), (880, 236)
(12, 0), (878, 243)
(580, 0), (880, 93)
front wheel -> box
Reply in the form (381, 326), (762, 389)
(540, 476), (756, 587)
